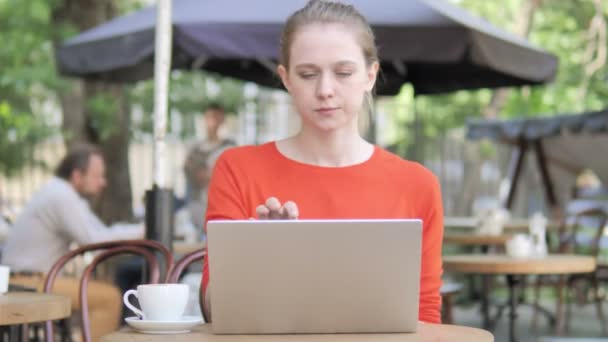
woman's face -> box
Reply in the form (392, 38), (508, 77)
(278, 23), (378, 133)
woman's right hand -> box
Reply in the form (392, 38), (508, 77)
(255, 197), (299, 220)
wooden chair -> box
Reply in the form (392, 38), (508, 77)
(572, 186), (608, 294)
(440, 282), (463, 324)
(167, 248), (208, 322)
(42, 239), (174, 342)
(572, 186), (608, 200)
(532, 199), (608, 335)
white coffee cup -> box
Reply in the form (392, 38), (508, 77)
(0, 265), (9, 295)
(123, 283), (189, 321)
(506, 234), (533, 258)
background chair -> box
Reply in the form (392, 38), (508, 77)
(532, 199), (608, 335)
(43, 239), (173, 342)
(440, 282), (463, 324)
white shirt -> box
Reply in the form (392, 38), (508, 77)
(1, 177), (143, 272)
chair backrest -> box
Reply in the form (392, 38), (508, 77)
(557, 199), (608, 256)
(167, 248), (207, 322)
(43, 239), (174, 342)
(573, 186), (608, 200)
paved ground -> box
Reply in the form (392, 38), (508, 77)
(452, 297), (608, 342)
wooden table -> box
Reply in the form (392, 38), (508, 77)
(443, 234), (513, 302)
(444, 255), (596, 275)
(0, 292), (71, 326)
(445, 216), (528, 230)
(173, 241), (206, 255)
(444, 234), (512, 247)
(444, 217), (559, 231)
(101, 322), (493, 341)
(444, 254), (596, 342)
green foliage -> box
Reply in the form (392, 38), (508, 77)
(0, 0), (59, 175)
(0, 101), (49, 176)
(391, 0), (608, 157)
(86, 93), (120, 140)
(129, 71), (246, 140)
(454, 0), (608, 116)
(116, 0), (149, 13)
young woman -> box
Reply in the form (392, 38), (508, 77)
(202, 0), (443, 323)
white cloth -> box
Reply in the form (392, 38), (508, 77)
(180, 272), (203, 319)
(1, 177), (143, 272)
(0, 217), (9, 242)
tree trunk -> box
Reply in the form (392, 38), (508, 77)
(456, 141), (483, 216)
(52, 0), (133, 224)
(58, 81), (87, 145)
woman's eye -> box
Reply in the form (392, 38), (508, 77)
(336, 71), (353, 78)
(299, 73), (317, 79)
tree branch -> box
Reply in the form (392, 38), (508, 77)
(482, 0), (542, 119)
(579, 0), (606, 103)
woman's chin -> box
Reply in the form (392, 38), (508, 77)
(304, 118), (354, 133)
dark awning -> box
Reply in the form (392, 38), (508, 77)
(466, 110), (608, 206)
(467, 109), (608, 144)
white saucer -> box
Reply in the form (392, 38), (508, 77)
(125, 316), (204, 334)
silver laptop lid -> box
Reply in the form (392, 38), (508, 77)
(207, 219), (422, 334)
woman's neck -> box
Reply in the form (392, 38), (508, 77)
(277, 126), (374, 167)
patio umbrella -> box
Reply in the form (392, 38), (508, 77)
(56, 0), (558, 96)
(467, 109), (608, 209)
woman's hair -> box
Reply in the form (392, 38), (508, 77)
(280, 0), (378, 69)
(280, 0), (379, 120)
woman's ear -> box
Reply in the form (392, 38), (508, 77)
(277, 64), (291, 92)
(366, 62), (379, 92)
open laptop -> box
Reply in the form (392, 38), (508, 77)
(206, 219), (422, 335)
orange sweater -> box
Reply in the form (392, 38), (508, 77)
(202, 142), (444, 323)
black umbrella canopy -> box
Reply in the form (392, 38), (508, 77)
(466, 110), (608, 207)
(57, 0), (558, 95)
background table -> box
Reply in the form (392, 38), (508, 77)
(173, 241), (205, 255)
(102, 323), (493, 341)
(444, 255), (595, 275)
(0, 292), (71, 325)
(444, 216), (559, 232)
(443, 233), (513, 301)
(444, 234), (512, 248)
(444, 254), (596, 342)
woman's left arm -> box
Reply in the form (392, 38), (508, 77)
(418, 174), (444, 324)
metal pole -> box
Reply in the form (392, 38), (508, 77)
(505, 140), (527, 210)
(146, 0), (174, 250)
(152, 0), (172, 187)
(533, 139), (558, 209)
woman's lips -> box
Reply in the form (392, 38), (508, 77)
(315, 107), (339, 115)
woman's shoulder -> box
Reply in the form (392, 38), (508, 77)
(374, 147), (438, 184)
(216, 142), (278, 165)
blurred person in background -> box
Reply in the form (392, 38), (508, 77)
(184, 103), (235, 199)
(181, 102), (235, 237)
(2, 144), (144, 341)
(177, 148), (211, 240)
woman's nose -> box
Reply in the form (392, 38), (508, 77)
(315, 74), (335, 99)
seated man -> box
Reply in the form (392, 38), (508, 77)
(2, 145), (143, 341)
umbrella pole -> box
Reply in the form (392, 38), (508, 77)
(145, 0), (174, 252)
